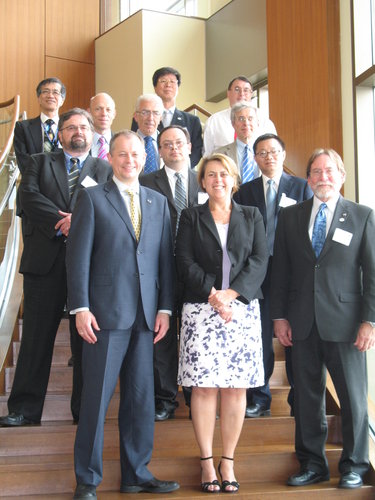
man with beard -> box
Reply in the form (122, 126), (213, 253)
(0, 108), (112, 427)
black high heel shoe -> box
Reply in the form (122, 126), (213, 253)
(200, 456), (221, 493)
(218, 456), (240, 493)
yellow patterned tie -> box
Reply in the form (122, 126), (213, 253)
(125, 189), (141, 241)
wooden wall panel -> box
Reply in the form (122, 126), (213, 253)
(266, 0), (342, 177)
(45, 0), (99, 64)
(0, 0), (45, 118)
(45, 58), (95, 112)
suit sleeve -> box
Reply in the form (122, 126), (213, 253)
(19, 155), (64, 238)
(13, 121), (30, 175)
(66, 189), (95, 310)
(360, 208), (375, 321)
(175, 208), (216, 299)
(270, 209), (291, 319)
(188, 115), (203, 168)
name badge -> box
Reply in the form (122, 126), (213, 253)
(279, 193), (297, 208)
(81, 176), (98, 188)
(332, 228), (353, 246)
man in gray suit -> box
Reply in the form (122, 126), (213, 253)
(0, 108), (112, 428)
(66, 131), (179, 499)
(215, 102), (260, 183)
(140, 125), (201, 420)
(271, 148), (375, 489)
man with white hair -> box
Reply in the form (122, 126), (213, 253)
(134, 94), (163, 173)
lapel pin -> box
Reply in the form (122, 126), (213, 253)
(339, 212), (348, 222)
(147, 198), (152, 204)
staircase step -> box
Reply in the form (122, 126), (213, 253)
(13, 341), (71, 367)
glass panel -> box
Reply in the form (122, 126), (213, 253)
(353, 0), (373, 76)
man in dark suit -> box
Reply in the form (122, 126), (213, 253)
(271, 148), (375, 489)
(66, 130), (179, 499)
(0, 108), (112, 428)
(140, 125), (201, 420)
(132, 66), (203, 168)
(13, 77), (66, 174)
(234, 133), (313, 418)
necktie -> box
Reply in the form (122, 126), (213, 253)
(97, 136), (108, 160)
(144, 136), (158, 174)
(241, 145), (255, 184)
(162, 110), (172, 128)
(266, 179), (277, 255)
(125, 189), (141, 241)
(44, 119), (55, 152)
(311, 203), (327, 257)
(174, 172), (187, 229)
(68, 158), (80, 198)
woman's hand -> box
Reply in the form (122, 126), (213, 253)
(208, 288), (239, 311)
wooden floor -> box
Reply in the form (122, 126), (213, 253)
(0, 319), (374, 498)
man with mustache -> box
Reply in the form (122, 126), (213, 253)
(270, 148), (375, 489)
(0, 108), (112, 427)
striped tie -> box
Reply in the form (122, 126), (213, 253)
(144, 136), (158, 174)
(97, 136), (108, 160)
(68, 158), (80, 198)
(174, 172), (187, 229)
(125, 189), (141, 241)
(241, 145), (255, 184)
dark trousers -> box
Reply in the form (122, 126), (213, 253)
(247, 258), (294, 411)
(74, 304), (155, 487)
(293, 323), (369, 476)
(8, 246), (67, 422)
(153, 311), (178, 411)
(70, 316), (83, 421)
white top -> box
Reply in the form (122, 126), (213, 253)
(203, 107), (277, 156)
(215, 223), (231, 290)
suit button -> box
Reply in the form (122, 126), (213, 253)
(137, 250), (142, 255)
(315, 264), (320, 269)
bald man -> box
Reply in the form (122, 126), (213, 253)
(89, 92), (116, 160)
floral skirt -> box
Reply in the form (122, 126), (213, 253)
(178, 299), (264, 388)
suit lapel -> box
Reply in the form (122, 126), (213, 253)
(276, 173), (292, 213)
(50, 152), (70, 207)
(297, 198), (315, 258)
(319, 196), (346, 259)
(199, 202), (221, 246)
(155, 168), (176, 210)
(29, 117), (43, 152)
(251, 177), (267, 223)
(105, 180), (136, 240)
(171, 109), (185, 126)
(187, 169), (199, 206)
(227, 201), (244, 247)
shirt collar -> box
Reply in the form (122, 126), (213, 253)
(93, 131), (111, 144)
(312, 193), (340, 213)
(113, 176), (140, 194)
(164, 164), (188, 181)
(137, 130), (158, 142)
(40, 112), (59, 125)
(64, 151), (89, 165)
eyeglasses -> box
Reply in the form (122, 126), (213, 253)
(236, 116), (255, 123)
(232, 86), (252, 95)
(158, 79), (178, 86)
(60, 125), (91, 133)
(255, 149), (282, 159)
(161, 140), (187, 150)
(40, 89), (62, 97)
(136, 110), (161, 118)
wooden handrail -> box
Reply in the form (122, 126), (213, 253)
(0, 95), (20, 169)
(184, 103), (211, 118)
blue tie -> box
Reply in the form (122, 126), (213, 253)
(312, 203), (327, 257)
(144, 136), (158, 174)
(266, 179), (277, 255)
(241, 145), (255, 184)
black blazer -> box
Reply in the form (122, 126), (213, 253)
(19, 150), (112, 276)
(234, 172), (313, 228)
(140, 167), (200, 238)
(13, 116), (44, 174)
(270, 196), (375, 342)
(131, 107), (203, 168)
(175, 200), (268, 304)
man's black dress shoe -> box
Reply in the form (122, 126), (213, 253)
(287, 469), (329, 486)
(245, 404), (271, 418)
(120, 478), (180, 493)
(338, 471), (363, 489)
(155, 407), (175, 421)
(73, 484), (97, 498)
(0, 413), (38, 427)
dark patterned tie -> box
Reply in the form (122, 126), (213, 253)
(144, 136), (158, 174)
(68, 158), (80, 198)
(312, 203), (327, 257)
(43, 119), (55, 152)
